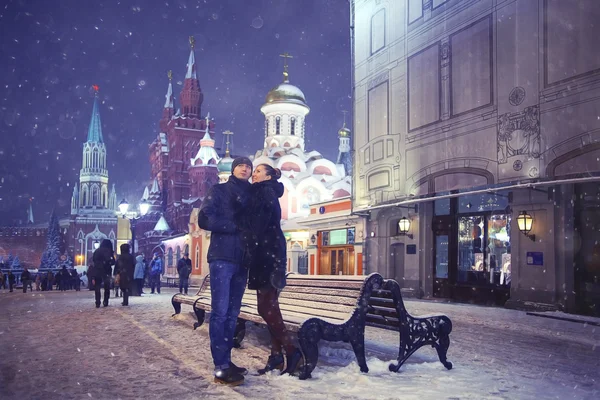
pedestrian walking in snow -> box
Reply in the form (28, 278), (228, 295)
(114, 243), (135, 306)
(7, 271), (15, 292)
(238, 164), (303, 376)
(149, 253), (163, 294)
(198, 156), (252, 386)
(0, 272), (5, 292)
(91, 239), (115, 308)
(21, 268), (32, 293)
(70, 268), (80, 291)
(133, 255), (145, 296)
(176, 251), (192, 295)
(46, 271), (54, 291)
(35, 274), (41, 291)
(58, 266), (69, 291)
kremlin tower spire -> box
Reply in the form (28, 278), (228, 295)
(160, 70), (174, 132)
(189, 113), (220, 199)
(179, 36), (203, 118)
(72, 85), (112, 213)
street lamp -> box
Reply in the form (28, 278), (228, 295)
(516, 211), (535, 242)
(398, 217), (413, 239)
(119, 198), (150, 254)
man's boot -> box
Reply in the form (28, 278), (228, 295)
(213, 368), (244, 386)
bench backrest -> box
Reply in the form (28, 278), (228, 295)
(196, 272), (404, 329)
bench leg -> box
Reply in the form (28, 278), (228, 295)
(171, 299), (181, 317)
(233, 319), (246, 348)
(298, 320), (320, 380)
(193, 307), (206, 330)
(349, 331), (369, 373)
(435, 334), (453, 370)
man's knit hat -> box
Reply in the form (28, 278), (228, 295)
(231, 156), (253, 173)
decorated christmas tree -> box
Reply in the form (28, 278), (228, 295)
(11, 255), (21, 269)
(40, 210), (61, 269)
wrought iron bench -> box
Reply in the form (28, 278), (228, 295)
(171, 273), (452, 379)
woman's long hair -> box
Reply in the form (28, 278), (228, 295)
(258, 164), (282, 180)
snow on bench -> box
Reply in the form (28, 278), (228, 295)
(171, 273), (453, 379)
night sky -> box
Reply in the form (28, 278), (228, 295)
(0, 0), (351, 225)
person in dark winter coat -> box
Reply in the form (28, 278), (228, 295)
(7, 271), (16, 292)
(237, 164), (303, 376)
(197, 156), (252, 386)
(114, 243), (135, 306)
(176, 252), (192, 295)
(91, 239), (116, 308)
(21, 268), (32, 293)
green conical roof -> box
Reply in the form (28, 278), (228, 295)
(87, 96), (104, 143)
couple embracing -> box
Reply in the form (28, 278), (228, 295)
(198, 157), (303, 386)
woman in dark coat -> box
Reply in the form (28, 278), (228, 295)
(238, 164), (303, 376)
(114, 243), (135, 306)
(92, 239), (115, 308)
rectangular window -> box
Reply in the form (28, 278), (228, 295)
(347, 228), (356, 244)
(329, 229), (347, 245)
(408, 43), (440, 130)
(322, 231), (329, 246)
(545, 0), (600, 85)
(368, 81), (389, 140)
(408, 0), (423, 24)
(371, 9), (386, 54)
(450, 16), (492, 116)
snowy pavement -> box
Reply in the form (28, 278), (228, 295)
(0, 288), (598, 400)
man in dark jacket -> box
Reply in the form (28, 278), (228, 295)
(149, 253), (163, 294)
(21, 268), (32, 293)
(91, 239), (115, 308)
(197, 156), (251, 386)
(114, 243), (135, 306)
(176, 252), (192, 295)
(7, 271), (15, 292)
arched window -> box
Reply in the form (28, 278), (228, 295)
(92, 186), (98, 206)
(195, 244), (200, 271)
(265, 119), (270, 136)
(167, 248), (173, 267)
(276, 116), (281, 135)
(93, 148), (99, 168)
(184, 244), (189, 256)
(291, 117), (296, 135)
(81, 188), (88, 206)
(176, 246), (181, 262)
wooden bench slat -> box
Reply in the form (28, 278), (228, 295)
(283, 279), (365, 290)
(277, 291), (358, 307)
(278, 285), (362, 300)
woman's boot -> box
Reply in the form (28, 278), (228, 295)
(257, 354), (285, 375)
(280, 348), (303, 376)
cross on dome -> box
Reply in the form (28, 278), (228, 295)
(280, 52), (293, 83)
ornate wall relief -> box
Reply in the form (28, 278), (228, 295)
(497, 105), (540, 165)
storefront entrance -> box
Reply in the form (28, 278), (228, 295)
(319, 247), (355, 275)
(432, 192), (511, 305)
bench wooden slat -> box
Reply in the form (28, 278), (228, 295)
(283, 279), (365, 290)
(278, 291), (358, 308)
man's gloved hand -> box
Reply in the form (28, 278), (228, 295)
(270, 268), (287, 290)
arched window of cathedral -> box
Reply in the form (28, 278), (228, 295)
(276, 116), (281, 135)
(195, 244), (200, 271)
(291, 117), (296, 135)
(92, 186), (99, 206)
(167, 247), (173, 267)
(265, 119), (269, 136)
(301, 186), (321, 209)
(176, 246), (181, 263)
(82, 187), (88, 206)
(93, 148), (98, 169)
(184, 244), (189, 256)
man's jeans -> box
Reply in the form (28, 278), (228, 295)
(179, 277), (189, 294)
(209, 261), (248, 371)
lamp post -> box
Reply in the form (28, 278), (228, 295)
(118, 199), (150, 254)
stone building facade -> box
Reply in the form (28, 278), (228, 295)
(350, 0), (600, 315)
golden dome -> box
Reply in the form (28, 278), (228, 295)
(338, 127), (351, 138)
(265, 83), (307, 106)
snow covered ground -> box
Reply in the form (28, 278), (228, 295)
(0, 288), (598, 399)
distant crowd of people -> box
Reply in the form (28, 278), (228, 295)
(0, 266), (85, 293)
